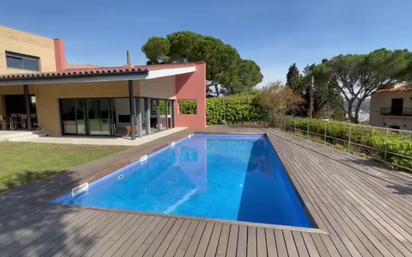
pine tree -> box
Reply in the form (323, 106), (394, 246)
(286, 63), (302, 92)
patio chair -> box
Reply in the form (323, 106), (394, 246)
(0, 115), (9, 130)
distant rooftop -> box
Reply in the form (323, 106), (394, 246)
(374, 83), (412, 94)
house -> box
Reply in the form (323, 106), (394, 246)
(0, 26), (206, 139)
(369, 84), (412, 130)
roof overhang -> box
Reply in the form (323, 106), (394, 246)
(0, 66), (196, 86)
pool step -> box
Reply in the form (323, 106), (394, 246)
(1, 130), (48, 142)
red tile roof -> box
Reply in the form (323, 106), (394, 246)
(375, 85), (412, 94)
(0, 63), (197, 81)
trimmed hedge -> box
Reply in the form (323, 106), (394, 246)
(286, 117), (412, 171)
(206, 94), (264, 124)
(178, 94), (264, 124)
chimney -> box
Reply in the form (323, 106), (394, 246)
(54, 39), (67, 71)
(126, 50), (132, 66)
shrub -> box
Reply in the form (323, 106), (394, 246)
(178, 99), (197, 114)
(206, 94), (264, 124)
(286, 116), (412, 171)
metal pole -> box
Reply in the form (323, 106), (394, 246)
(137, 98), (143, 137)
(23, 85), (32, 130)
(307, 119), (310, 136)
(170, 100), (175, 128)
(156, 99), (161, 130)
(145, 98), (151, 135)
(128, 80), (136, 140)
(324, 121), (327, 142)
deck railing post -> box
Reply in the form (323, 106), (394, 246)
(348, 123), (352, 153)
(293, 118), (296, 134)
(384, 128), (389, 161)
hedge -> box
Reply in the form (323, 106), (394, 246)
(178, 94), (264, 125)
(285, 117), (412, 171)
(206, 94), (264, 124)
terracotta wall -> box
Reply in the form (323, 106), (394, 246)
(174, 63), (207, 129)
(0, 26), (58, 74)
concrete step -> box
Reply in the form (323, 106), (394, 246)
(0, 130), (48, 142)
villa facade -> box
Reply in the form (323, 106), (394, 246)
(370, 85), (412, 130)
(0, 26), (206, 139)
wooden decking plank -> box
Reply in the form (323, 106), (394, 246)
(292, 231), (310, 257)
(194, 222), (214, 257)
(27, 210), (110, 257)
(215, 223), (230, 257)
(274, 230), (287, 257)
(183, 221), (207, 257)
(266, 130), (410, 256)
(302, 233), (320, 257)
(173, 220), (200, 257)
(237, 225), (247, 257)
(162, 219), (191, 257)
(310, 234), (331, 257)
(67, 212), (130, 257)
(48, 211), (116, 257)
(82, 214), (140, 257)
(105, 215), (158, 257)
(289, 141), (409, 257)
(150, 219), (184, 257)
(225, 224), (239, 257)
(288, 151), (375, 257)
(268, 132), (392, 255)
(204, 222), (222, 257)
(264, 228), (277, 257)
(7, 209), (94, 257)
(283, 230), (299, 257)
(247, 226), (257, 257)
(134, 218), (176, 257)
(272, 143), (349, 257)
(256, 227), (267, 257)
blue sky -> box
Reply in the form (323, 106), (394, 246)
(1, 0), (411, 85)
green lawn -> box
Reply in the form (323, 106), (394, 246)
(0, 142), (127, 192)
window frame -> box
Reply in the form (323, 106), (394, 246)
(5, 51), (41, 71)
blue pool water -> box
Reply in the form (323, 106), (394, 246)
(54, 134), (314, 228)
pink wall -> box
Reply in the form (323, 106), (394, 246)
(174, 63), (207, 129)
(53, 39), (67, 71)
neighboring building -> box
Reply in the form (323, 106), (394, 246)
(0, 26), (206, 139)
(370, 85), (412, 130)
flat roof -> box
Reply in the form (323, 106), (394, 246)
(0, 63), (197, 86)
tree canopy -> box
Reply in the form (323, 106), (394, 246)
(141, 31), (263, 95)
(315, 49), (411, 123)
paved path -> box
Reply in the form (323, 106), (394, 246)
(0, 127), (411, 257)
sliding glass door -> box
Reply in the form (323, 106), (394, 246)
(60, 98), (113, 136)
(86, 99), (112, 136)
(60, 99), (86, 135)
(60, 97), (174, 137)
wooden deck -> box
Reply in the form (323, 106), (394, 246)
(1, 127), (411, 257)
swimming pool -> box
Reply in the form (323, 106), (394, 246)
(54, 134), (315, 228)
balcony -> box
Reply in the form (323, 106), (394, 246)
(380, 107), (412, 116)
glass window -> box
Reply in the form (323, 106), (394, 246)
(5, 52), (40, 71)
